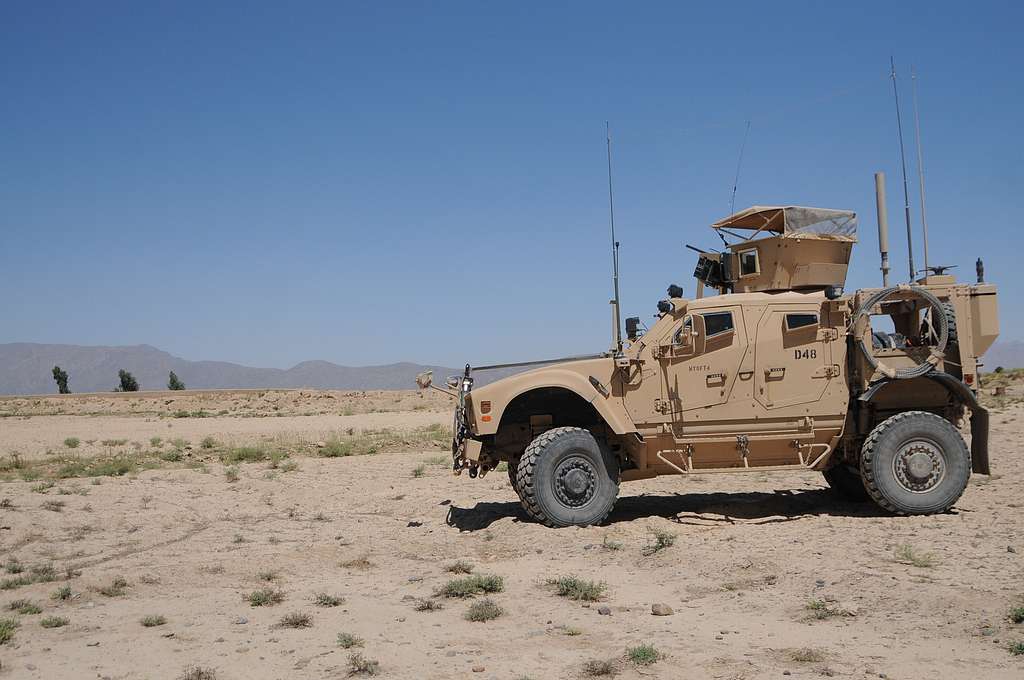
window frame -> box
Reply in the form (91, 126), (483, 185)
(737, 248), (760, 278)
(701, 311), (735, 338)
(785, 312), (819, 331)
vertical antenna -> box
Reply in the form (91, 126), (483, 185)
(874, 172), (891, 287)
(730, 119), (751, 214)
(605, 122), (622, 354)
(890, 56), (915, 281)
(911, 65), (930, 275)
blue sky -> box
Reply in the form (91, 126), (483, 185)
(2, 1), (1021, 369)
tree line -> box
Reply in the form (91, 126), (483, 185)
(50, 366), (186, 394)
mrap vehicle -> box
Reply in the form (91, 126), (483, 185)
(418, 205), (999, 527)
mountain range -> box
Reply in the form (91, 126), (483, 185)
(0, 340), (1020, 396)
(0, 343), (511, 395)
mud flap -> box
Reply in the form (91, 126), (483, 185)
(970, 407), (990, 475)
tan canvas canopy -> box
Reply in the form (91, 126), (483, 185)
(712, 206), (857, 242)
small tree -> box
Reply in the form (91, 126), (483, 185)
(167, 371), (185, 391)
(117, 369), (139, 392)
(51, 366), (70, 394)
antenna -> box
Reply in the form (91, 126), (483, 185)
(730, 119), (751, 214)
(874, 172), (891, 286)
(910, 65), (930, 274)
(605, 122), (623, 354)
(890, 56), (915, 281)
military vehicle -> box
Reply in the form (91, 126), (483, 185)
(419, 202), (999, 527)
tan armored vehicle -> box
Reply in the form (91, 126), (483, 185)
(420, 205), (999, 527)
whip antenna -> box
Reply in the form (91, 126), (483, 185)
(911, 65), (931, 274)
(605, 122), (622, 354)
(890, 56), (915, 281)
(730, 119), (751, 214)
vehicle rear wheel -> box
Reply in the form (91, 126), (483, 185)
(822, 463), (869, 501)
(860, 411), (971, 515)
(516, 427), (619, 528)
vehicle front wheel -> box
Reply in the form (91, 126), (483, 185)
(822, 463), (869, 501)
(516, 427), (619, 528)
(860, 411), (971, 515)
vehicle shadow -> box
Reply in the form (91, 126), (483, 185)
(444, 488), (888, 532)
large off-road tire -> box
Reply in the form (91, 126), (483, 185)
(860, 411), (971, 515)
(516, 427), (619, 528)
(506, 456), (543, 521)
(822, 463), (869, 501)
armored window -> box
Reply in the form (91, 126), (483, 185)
(701, 311), (734, 337)
(785, 313), (818, 330)
(738, 249), (759, 276)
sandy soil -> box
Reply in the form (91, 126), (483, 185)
(0, 390), (1022, 679)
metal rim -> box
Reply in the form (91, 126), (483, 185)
(891, 436), (947, 494)
(552, 453), (598, 509)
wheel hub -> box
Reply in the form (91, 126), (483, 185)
(893, 439), (946, 493)
(553, 455), (597, 508)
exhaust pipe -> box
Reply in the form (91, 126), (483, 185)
(874, 172), (891, 287)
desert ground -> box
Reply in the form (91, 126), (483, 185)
(0, 384), (1022, 680)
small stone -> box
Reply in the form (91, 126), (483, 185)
(783, 672), (791, 676)
(234, 617), (248, 625)
(408, 576), (423, 582)
(445, 651), (457, 657)
(715, 635), (723, 640)
(25, 665), (36, 671)
(651, 603), (673, 616)
(815, 579), (825, 588)
(1009, 545), (1017, 553)
(316, 441), (326, 448)
(472, 666), (485, 673)
(598, 606), (612, 616)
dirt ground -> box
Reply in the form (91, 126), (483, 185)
(0, 389), (1022, 679)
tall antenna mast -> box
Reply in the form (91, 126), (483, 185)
(890, 56), (915, 281)
(605, 122), (623, 354)
(911, 64), (930, 274)
(730, 119), (751, 214)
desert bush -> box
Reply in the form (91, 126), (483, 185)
(446, 560), (474, 574)
(582, 659), (618, 676)
(626, 643), (661, 666)
(278, 611), (312, 628)
(337, 632), (364, 648)
(436, 574), (504, 598)
(465, 598), (502, 622)
(8, 599), (41, 615)
(64, 437), (80, 449)
(313, 592), (344, 607)
(347, 652), (380, 676)
(40, 615), (68, 628)
(141, 615), (167, 627)
(247, 587), (284, 607)
(641, 527), (676, 556)
(179, 666), (217, 680)
(894, 544), (937, 568)
(0, 618), (18, 644)
(97, 576), (128, 597)
(1010, 606), (1024, 624)
(546, 575), (606, 602)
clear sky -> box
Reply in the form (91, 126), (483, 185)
(2, 1), (1021, 369)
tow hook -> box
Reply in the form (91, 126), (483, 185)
(468, 466), (478, 479)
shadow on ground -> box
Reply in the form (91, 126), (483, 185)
(445, 488), (886, 532)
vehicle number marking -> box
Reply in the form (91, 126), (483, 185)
(794, 349), (817, 360)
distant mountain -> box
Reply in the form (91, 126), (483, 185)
(982, 340), (1024, 371)
(0, 343), (518, 395)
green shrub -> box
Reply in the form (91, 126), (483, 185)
(546, 575), (606, 602)
(464, 598), (502, 622)
(436, 574), (504, 598)
(626, 643), (661, 666)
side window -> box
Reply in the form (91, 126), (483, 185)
(672, 316), (693, 345)
(739, 249), (759, 276)
(702, 311), (734, 337)
(786, 313), (819, 330)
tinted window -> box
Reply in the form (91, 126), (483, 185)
(786, 313), (819, 330)
(702, 311), (734, 337)
(739, 249), (758, 276)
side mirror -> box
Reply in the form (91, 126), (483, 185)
(415, 371), (433, 390)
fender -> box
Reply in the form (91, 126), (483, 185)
(859, 373), (990, 475)
(470, 362), (635, 437)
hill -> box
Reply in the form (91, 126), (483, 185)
(0, 343), (503, 395)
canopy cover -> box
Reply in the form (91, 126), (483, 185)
(712, 206), (857, 242)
